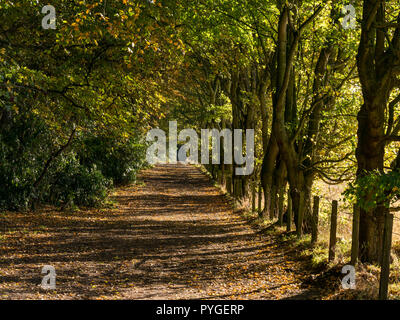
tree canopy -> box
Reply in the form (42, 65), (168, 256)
(1, 0), (400, 265)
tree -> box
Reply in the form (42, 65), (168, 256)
(356, 0), (400, 263)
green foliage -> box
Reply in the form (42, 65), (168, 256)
(0, 107), (148, 210)
(46, 153), (112, 207)
(0, 111), (52, 210)
(0, 110), (112, 210)
(344, 170), (400, 211)
(77, 133), (147, 185)
(0, 0), (171, 211)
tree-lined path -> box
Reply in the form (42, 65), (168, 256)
(0, 164), (321, 299)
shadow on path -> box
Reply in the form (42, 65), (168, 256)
(0, 164), (321, 300)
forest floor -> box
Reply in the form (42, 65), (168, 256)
(0, 164), (342, 300)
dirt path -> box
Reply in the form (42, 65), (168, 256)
(0, 164), (322, 299)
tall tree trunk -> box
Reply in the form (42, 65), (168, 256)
(260, 6), (289, 218)
(356, 102), (386, 263)
(355, 0), (400, 263)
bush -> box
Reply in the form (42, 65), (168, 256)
(46, 154), (112, 207)
(77, 133), (147, 185)
(0, 112), (112, 210)
(0, 111), (52, 210)
(0, 109), (147, 211)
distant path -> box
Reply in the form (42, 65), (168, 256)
(0, 164), (322, 299)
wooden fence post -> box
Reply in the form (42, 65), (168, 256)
(287, 190), (292, 232)
(379, 213), (394, 300)
(258, 182), (262, 215)
(328, 200), (338, 262)
(351, 204), (360, 265)
(297, 191), (305, 237)
(311, 196), (320, 245)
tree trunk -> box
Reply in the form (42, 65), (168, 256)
(356, 102), (386, 263)
(355, 0), (400, 263)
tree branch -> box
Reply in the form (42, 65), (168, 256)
(33, 127), (77, 190)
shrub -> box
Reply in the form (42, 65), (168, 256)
(77, 133), (147, 185)
(0, 112), (112, 210)
(45, 153), (112, 207)
(0, 111), (52, 210)
(0, 110), (146, 210)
